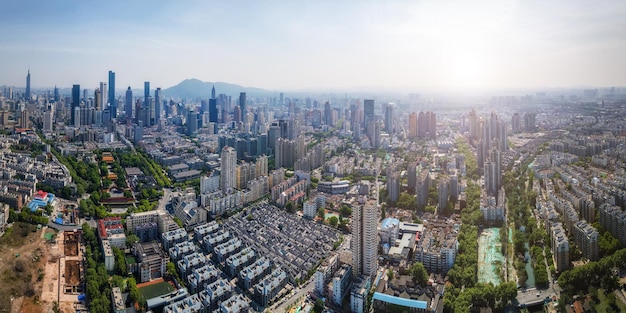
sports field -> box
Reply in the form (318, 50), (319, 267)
(138, 279), (175, 299)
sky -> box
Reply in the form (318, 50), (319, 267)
(1, 0), (625, 92)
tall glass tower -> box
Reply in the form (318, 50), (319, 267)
(25, 69), (31, 100)
(108, 71), (116, 118)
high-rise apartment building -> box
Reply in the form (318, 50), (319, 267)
(352, 200), (378, 278)
(511, 113), (521, 133)
(484, 147), (502, 197)
(408, 112), (418, 139)
(468, 109), (479, 140)
(550, 223), (570, 272)
(524, 113), (536, 132)
(220, 146), (237, 193)
(572, 220), (599, 261)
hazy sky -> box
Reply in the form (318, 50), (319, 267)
(1, 0), (625, 91)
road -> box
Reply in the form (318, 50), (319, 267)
(157, 187), (173, 213)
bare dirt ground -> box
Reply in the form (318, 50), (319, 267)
(40, 229), (84, 313)
(0, 223), (54, 313)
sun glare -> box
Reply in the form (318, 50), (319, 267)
(449, 49), (488, 89)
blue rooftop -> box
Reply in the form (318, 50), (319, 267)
(381, 218), (399, 229)
(372, 292), (428, 309)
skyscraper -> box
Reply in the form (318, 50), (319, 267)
(220, 146), (237, 193)
(352, 200), (379, 277)
(71, 84), (80, 126)
(53, 86), (59, 102)
(99, 82), (108, 111)
(155, 87), (162, 122)
(144, 81), (150, 107)
(324, 101), (332, 126)
(239, 92), (247, 119)
(108, 71), (116, 118)
(187, 110), (197, 135)
(363, 99), (374, 127)
(125, 87), (133, 121)
(408, 112), (418, 139)
(384, 103), (395, 134)
(209, 98), (218, 124)
(211, 85), (216, 99)
(25, 69), (31, 100)
(94, 88), (101, 111)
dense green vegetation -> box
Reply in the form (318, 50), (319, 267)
(82, 223), (112, 313)
(114, 149), (171, 187)
(456, 137), (479, 180)
(558, 248), (626, 311)
(8, 207), (49, 225)
(444, 140), (518, 313)
(50, 149), (102, 197)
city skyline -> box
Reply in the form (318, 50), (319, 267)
(1, 0), (625, 91)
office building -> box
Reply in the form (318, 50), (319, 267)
(352, 200), (379, 278)
(155, 87), (162, 122)
(384, 103), (395, 133)
(71, 84), (80, 126)
(363, 99), (375, 127)
(108, 70), (116, 118)
(187, 110), (198, 135)
(144, 81), (150, 108)
(125, 87), (133, 120)
(25, 69), (30, 100)
(239, 92), (246, 120)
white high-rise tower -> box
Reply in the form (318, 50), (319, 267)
(352, 199), (379, 278)
(220, 146), (237, 193)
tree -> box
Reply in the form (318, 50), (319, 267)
(328, 216), (339, 227)
(340, 205), (352, 217)
(317, 207), (325, 220)
(126, 234), (139, 248)
(410, 262), (428, 285)
(128, 277), (139, 303)
(286, 201), (295, 214)
(313, 299), (324, 313)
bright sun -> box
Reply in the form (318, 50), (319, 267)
(450, 50), (487, 89)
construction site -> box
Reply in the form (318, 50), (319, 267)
(41, 229), (87, 313)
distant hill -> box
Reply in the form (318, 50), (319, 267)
(162, 79), (274, 99)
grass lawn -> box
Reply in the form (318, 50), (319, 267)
(138, 281), (175, 300)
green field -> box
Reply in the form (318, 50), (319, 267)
(138, 281), (174, 300)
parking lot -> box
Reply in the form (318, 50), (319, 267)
(224, 202), (340, 282)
